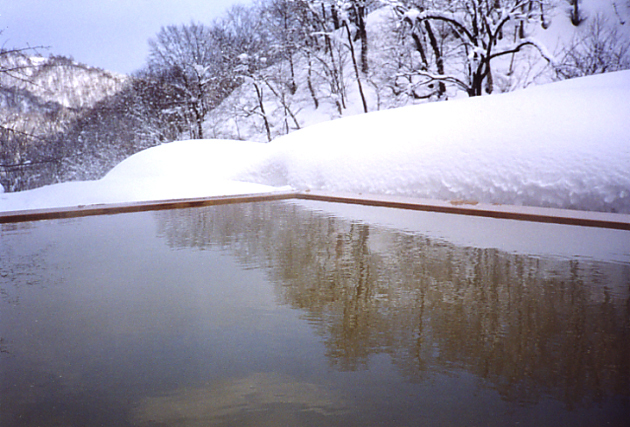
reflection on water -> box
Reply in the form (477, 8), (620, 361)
(1, 201), (629, 426)
(154, 202), (630, 408)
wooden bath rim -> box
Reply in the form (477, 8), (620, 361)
(1, 190), (629, 230)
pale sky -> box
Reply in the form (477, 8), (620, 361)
(0, 0), (249, 74)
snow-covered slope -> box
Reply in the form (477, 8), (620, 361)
(239, 70), (630, 213)
(0, 53), (138, 191)
(0, 54), (128, 110)
(1, 70), (628, 213)
(203, 0), (630, 144)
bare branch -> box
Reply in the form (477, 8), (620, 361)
(414, 11), (475, 44)
(489, 38), (554, 64)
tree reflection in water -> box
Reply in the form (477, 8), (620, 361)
(154, 201), (630, 409)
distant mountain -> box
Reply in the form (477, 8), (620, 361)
(0, 54), (128, 110)
(0, 53), (131, 191)
(0, 53), (129, 141)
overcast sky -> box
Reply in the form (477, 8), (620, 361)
(1, 0), (249, 75)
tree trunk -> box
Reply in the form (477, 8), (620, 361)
(424, 21), (445, 96)
(331, 4), (340, 30)
(485, 64), (494, 94)
(356, 3), (368, 74)
(288, 53), (297, 94)
(254, 82), (272, 142)
(571, 0), (582, 26)
(191, 101), (204, 139)
(306, 51), (319, 109)
(344, 22), (368, 113)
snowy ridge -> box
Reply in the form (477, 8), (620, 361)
(0, 54), (128, 110)
(1, 71), (629, 214)
(237, 70), (630, 213)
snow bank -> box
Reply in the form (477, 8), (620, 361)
(239, 70), (630, 213)
(0, 140), (284, 212)
(1, 71), (629, 213)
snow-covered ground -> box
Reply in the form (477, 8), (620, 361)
(204, 0), (630, 144)
(1, 70), (629, 214)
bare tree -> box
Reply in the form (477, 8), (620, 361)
(389, 0), (554, 97)
(146, 23), (232, 139)
(0, 43), (61, 192)
(57, 75), (183, 182)
(556, 13), (630, 79)
(262, 0), (310, 94)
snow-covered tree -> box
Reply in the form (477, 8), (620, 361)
(389, 0), (554, 96)
(146, 23), (232, 139)
(306, 0), (352, 113)
(262, 0), (312, 94)
(219, 3), (290, 141)
(337, 0), (373, 112)
(556, 12), (630, 79)
(340, 0), (372, 75)
(57, 75), (183, 182)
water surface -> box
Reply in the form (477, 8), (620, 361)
(1, 201), (629, 426)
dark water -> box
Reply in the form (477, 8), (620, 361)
(1, 201), (629, 426)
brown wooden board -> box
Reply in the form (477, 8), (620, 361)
(1, 190), (629, 230)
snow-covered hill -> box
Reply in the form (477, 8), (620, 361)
(1, 70), (628, 213)
(1, 0), (629, 208)
(0, 53), (128, 110)
(203, 0), (630, 143)
(242, 70), (630, 213)
(0, 53), (133, 191)
(0, 53), (129, 148)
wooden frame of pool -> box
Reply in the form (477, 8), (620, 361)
(1, 190), (629, 230)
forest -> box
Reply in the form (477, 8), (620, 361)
(1, 0), (629, 192)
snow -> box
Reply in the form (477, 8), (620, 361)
(1, 70), (629, 214)
(0, 140), (285, 212)
(242, 70), (630, 213)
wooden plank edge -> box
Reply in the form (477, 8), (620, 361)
(294, 191), (630, 231)
(0, 191), (300, 224)
(1, 189), (629, 230)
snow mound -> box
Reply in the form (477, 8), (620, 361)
(1, 71), (628, 214)
(0, 140), (283, 212)
(237, 70), (630, 213)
